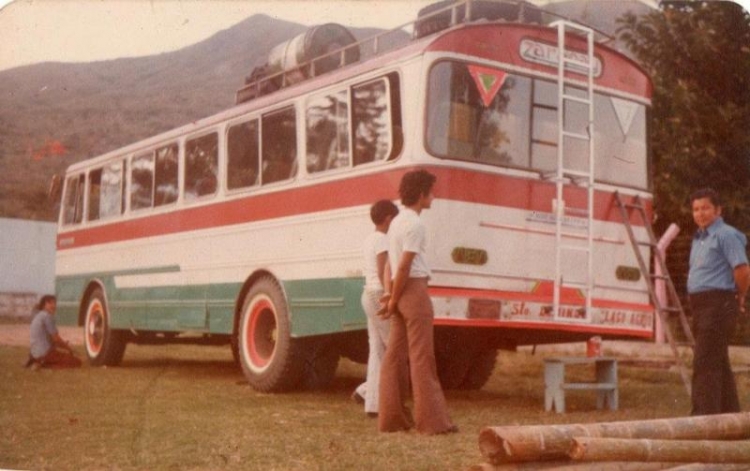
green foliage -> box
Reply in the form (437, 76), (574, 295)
(618, 1), (750, 234)
(618, 2), (750, 343)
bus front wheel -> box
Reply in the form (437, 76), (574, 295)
(84, 288), (127, 366)
(238, 277), (305, 392)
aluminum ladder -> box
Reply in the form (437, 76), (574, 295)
(549, 20), (595, 320)
(614, 192), (694, 395)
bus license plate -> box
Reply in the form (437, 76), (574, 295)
(468, 299), (501, 319)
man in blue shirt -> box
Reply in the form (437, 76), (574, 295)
(687, 188), (749, 415)
(28, 295), (81, 369)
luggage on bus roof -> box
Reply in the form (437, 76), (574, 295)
(414, 0), (543, 39)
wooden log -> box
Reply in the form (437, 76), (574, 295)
(468, 463), (750, 471)
(467, 461), (678, 471)
(660, 464), (750, 471)
(569, 437), (750, 464)
(479, 413), (750, 464)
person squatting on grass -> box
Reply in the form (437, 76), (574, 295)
(687, 188), (749, 415)
(378, 169), (458, 435)
(351, 199), (399, 417)
(26, 295), (81, 369)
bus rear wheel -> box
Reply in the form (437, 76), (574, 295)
(459, 349), (497, 390)
(435, 329), (496, 390)
(300, 338), (339, 390)
(238, 277), (305, 392)
(84, 288), (127, 366)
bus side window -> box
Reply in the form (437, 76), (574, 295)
(131, 152), (155, 210)
(121, 159), (128, 214)
(352, 78), (392, 166)
(89, 161), (126, 221)
(262, 107), (297, 185)
(155, 143), (179, 206)
(62, 174), (84, 225)
(227, 119), (260, 190)
(100, 161), (125, 219)
(306, 90), (350, 173)
(87, 168), (102, 222)
(185, 133), (218, 201)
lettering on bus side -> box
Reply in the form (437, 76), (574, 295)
(504, 302), (553, 319)
(629, 311), (653, 328)
(502, 301), (653, 330)
(601, 309), (627, 325)
(510, 301), (531, 317)
(557, 306), (586, 319)
(596, 309), (654, 328)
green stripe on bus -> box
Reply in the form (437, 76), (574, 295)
(55, 274), (367, 338)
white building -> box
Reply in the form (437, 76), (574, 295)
(0, 218), (56, 317)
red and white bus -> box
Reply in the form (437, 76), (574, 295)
(55, 0), (654, 392)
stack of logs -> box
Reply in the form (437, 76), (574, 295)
(470, 413), (750, 470)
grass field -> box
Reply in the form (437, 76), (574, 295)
(1, 341), (747, 471)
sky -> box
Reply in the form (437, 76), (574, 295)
(1, 0), (747, 73)
(0, 0), (437, 72)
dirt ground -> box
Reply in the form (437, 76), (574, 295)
(3, 322), (750, 367)
(0, 323), (83, 347)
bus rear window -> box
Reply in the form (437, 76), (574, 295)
(426, 61), (531, 167)
(426, 60), (649, 190)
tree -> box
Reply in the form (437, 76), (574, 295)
(618, 1), (750, 234)
(618, 1), (750, 343)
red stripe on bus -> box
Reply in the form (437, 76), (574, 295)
(57, 166), (650, 250)
(433, 317), (653, 339)
(429, 285), (653, 311)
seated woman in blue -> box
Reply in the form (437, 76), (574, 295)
(27, 295), (81, 369)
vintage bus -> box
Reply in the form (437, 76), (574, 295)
(55, 0), (654, 392)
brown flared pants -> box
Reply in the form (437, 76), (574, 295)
(378, 277), (453, 434)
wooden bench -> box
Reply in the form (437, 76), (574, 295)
(544, 356), (618, 413)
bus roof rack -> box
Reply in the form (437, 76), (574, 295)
(234, 0), (614, 105)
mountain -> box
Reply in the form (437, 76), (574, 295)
(0, 14), (391, 221)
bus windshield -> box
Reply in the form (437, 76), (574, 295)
(425, 60), (648, 189)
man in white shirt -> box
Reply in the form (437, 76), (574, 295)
(378, 169), (457, 435)
(352, 199), (399, 417)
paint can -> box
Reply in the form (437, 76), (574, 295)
(586, 336), (602, 357)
